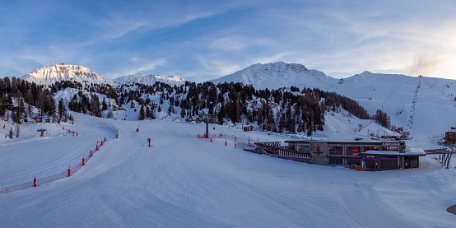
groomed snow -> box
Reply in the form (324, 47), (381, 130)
(0, 114), (455, 227)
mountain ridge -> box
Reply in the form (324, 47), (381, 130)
(113, 73), (185, 86)
(212, 62), (335, 89)
(23, 64), (112, 85)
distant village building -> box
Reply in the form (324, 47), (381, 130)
(255, 138), (425, 170)
(243, 125), (253, 132)
(444, 127), (456, 144)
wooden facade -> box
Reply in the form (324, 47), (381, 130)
(445, 131), (456, 144)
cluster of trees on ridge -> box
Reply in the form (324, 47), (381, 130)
(0, 78), (392, 137)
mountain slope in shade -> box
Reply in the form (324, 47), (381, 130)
(23, 64), (112, 85)
(212, 62), (336, 89)
(113, 73), (185, 86)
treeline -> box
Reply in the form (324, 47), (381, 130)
(5, 78), (391, 136)
(372, 109), (391, 128)
(47, 81), (117, 118)
(0, 77), (71, 124)
(108, 81), (380, 135)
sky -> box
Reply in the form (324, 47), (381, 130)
(1, 0), (456, 81)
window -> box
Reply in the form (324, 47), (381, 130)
(329, 145), (343, 155)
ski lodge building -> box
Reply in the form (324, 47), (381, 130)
(255, 139), (425, 170)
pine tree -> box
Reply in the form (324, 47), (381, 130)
(102, 98), (108, 111)
(18, 98), (25, 122)
(373, 109), (391, 128)
(167, 104), (173, 115)
(307, 124), (313, 137)
(217, 105), (225, 125)
(139, 105), (145, 120)
(8, 127), (13, 139)
(58, 98), (67, 121)
(146, 106), (151, 119)
(267, 108), (275, 131)
(91, 94), (101, 117)
(15, 124), (20, 138)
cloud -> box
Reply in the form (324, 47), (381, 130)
(3, 0), (456, 80)
(106, 57), (168, 78)
(208, 36), (274, 51)
(408, 54), (442, 76)
(203, 60), (241, 76)
(83, 5), (224, 46)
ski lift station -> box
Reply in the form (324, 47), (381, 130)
(255, 138), (426, 170)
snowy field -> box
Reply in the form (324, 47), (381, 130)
(0, 114), (456, 227)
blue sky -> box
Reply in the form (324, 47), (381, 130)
(1, 0), (456, 81)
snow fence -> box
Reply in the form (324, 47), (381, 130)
(0, 137), (108, 194)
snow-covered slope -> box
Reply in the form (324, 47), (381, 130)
(332, 72), (456, 146)
(214, 63), (456, 143)
(114, 73), (185, 86)
(0, 115), (455, 227)
(213, 62), (336, 89)
(23, 64), (112, 85)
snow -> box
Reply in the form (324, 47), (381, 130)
(23, 64), (112, 85)
(212, 63), (456, 147)
(213, 62), (334, 89)
(114, 73), (185, 86)
(1, 114), (456, 227)
(313, 110), (399, 139)
(363, 150), (425, 156)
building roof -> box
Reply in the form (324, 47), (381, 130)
(284, 138), (399, 145)
(362, 148), (425, 156)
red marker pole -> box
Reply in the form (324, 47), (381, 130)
(82, 157), (85, 166)
(33, 177), (37, 188)
(67, 167), (71, 177)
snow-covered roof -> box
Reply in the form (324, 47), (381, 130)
(362, 149), (425, 156)
(285, 138), (397, 144)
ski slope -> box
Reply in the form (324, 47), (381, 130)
(0, 115), (456, 227)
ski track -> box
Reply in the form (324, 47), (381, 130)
(0, 115), (455, 227)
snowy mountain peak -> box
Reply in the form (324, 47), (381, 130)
(113, 73), (185, 86)
(249, 62), (309, 73)
(23, 64), (112, 85)
(212, 62), (335, 89)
